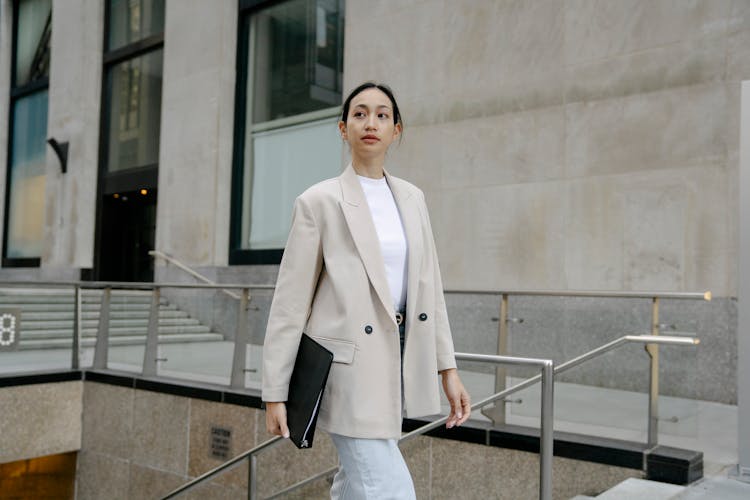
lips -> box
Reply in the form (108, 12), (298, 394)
(362, 135), (379, 143)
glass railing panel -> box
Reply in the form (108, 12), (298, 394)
(103, 289), (153, 373)
(0, 285), (76, 375)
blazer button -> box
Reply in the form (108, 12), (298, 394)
(419, 313), (428, 321)
(364, 325), (373, 334)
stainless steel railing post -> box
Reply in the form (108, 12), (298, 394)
(93, 287), (111, 369)
(71, 285), (81, 369)
(646, 297), (660, 447)
(231, 288), (250, 389)
(248, 454), (258, 500)
(483, 293), (509, 425)
(539, 360), (554, 500)
(142, 287), (161, 377)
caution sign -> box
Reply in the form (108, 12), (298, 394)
(0, 308), (21, 351)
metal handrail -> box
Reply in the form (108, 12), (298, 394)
(160, 352), (556, 500)
(149, 250), (244, 301)
(444, 288), (711, 300)
(161, 334), (699, 500)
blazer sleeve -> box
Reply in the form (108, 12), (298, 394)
(420, 191), (457, 372)
(262, 195), (323, 402)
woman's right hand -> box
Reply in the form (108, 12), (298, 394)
(265, 401), (290, 438)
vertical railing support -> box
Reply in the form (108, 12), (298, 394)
(483, 293), (509, 425)
(71, 285), (81, 370)
(231, 288), (250, 389)
(142, 287), (161, 377)
(93, 287), (111, 369)
(539, 360), (554, 500)
(646, 296), (660, 448)
(248, 454), (258, 500)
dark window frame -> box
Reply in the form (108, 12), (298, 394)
(91, 0), (165, 280)
(229, 0), (343, 266)
(2, 0), (52, 268)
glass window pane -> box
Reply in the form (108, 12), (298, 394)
(107, 0), (165, 51)
(243, 119), (341, 249)
(14, 0), (51, 87)
(105, 49), (163, 172)
(251, 0), (344, 123)
(6, 91), (48, 258)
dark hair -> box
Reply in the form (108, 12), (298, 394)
(340, 82), (402, 127)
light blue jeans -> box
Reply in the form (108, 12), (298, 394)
(329, 432), (416, 500)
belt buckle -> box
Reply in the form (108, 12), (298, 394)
(395, 312), (404, 325)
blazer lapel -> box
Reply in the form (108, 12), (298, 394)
(339, 165), (395, 319)
(384, 169), (424, 327)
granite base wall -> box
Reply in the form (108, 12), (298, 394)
(74, 381), (641, 499)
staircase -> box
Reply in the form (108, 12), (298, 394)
(0, 288), (224, 350)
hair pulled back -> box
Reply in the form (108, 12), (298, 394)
(340, 82), (403, 127)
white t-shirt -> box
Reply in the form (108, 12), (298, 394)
(357, 175), (408, 313)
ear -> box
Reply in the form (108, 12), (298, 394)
(393, 122), (402, 140)
(338, 120), (347, 140)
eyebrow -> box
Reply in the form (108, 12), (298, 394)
(353, 103), (392, 111)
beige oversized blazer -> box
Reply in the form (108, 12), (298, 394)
(262, 164), (457, 439)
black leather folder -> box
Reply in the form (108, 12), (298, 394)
(286, 334), (334, 449)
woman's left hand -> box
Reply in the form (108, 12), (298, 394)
(441, 368), (471, 428)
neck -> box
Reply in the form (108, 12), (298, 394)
(351, 155), (385, 179)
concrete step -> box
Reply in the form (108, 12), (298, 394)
(594, 478), (685, 499)
(21, 317), (201, 330)
(20, 324), (213, 339)
(21, 310), (186, 321)
(18, 332), (224, 350)
(0, 295), (154, 305)
(1, 303), (178, 312)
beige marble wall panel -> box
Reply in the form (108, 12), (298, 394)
(156, 0), (236, 267)
(466, 182), (568, 290)
(565, 34), (726, 104)
(81, 382), (135, 460)
(564, 0), (732, 65)
(44, 0), (103, 269)
(435, 188), (477, 289)
(188, 399), (258, 490)
(344, 0), (565, 124)
(131, 390), (190, 475)
(0, 381), (82, 463)
(437, 107), (566, 189)
(727, 0), (750, 82)
(622, 182), (687, 290)
(387, 124), (444, 193)
(565, 84), (728, 178)
(75, 451), (130, 500)
(565, 177), (625, 290)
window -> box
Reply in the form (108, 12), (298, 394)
(94, 0), (164, 282)
(230, 0), (345, 264)
(102, 0), (164, 177)
(3, 0), (52, 266)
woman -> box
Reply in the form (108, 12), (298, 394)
(262, 82), (470, 499)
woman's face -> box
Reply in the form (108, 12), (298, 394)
(339, 88), (402, 160)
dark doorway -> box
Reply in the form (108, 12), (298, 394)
(98, 189), (156, 282)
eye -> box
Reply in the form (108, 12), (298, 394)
(353, 111), (365, 118)
(378, 112), (390, 119)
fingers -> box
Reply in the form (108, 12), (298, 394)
(458, 392), (471, 425)
(265, 403), (290, 438)
(446, 397), (461, 429)
(279, 416), (290, 439)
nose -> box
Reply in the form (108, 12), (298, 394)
(365, 114), (377, 130)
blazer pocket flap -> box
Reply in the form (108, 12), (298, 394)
(310, 336), (355, 364)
